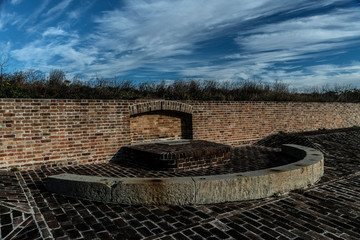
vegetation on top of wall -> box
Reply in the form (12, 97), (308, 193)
(1, 69), (360, 102)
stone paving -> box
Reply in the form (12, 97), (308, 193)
(1, 128), (360, 239)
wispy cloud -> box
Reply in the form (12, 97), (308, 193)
(42, 27), (78, 37)
(10, 0), (22, 5)
(236, 9), (360, 57)
(0, 41), (11, 55)
(6, 0), (360, 87)
(15, 0), (74, 33)
(16, 0), (50, 31)
(67, 0), (95, 20)
(85, 0), (318, 75)
(179, 61), (360, 89)
(11, 28), (95, 74)
(178, 6), (360, 87)
(0, 11), (19, 31)
(43, 0), (72, 17)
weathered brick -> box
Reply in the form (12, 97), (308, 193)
(0, 99), (360, 170)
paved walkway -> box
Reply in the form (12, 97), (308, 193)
(1, 129), (360, 239)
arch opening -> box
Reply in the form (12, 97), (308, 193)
(129, 101), (193, 144)
(130, 110), (193, 144)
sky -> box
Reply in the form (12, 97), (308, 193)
(0, 0), (360, 88)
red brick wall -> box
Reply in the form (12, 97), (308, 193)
(0, 99), (130, 170)
(1, 99), (359, 170)
(189, 101), (360, 145)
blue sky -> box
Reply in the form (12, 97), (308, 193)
(1, 0), (360, 88)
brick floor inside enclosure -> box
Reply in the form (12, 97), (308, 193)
(28, 145), (297, 178)
(1, 129), (360, 239)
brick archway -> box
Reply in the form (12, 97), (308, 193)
(129, 101), (193, 144)
(129, 100), (193, 116)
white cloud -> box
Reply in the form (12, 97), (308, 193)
(237, 9), (360, 53)
(7, 0), (360, 87)
(79, 0), (320, 77)
(42, 27), (68, 37)
(0, 10), (19, 30)
(42, 27), (77, 37)
(193, 7), (360, 87)
(10, 0), (22, 5)
(0, 41), (11, 51)
(16, 0), (50, 30)
(0, 42), (11, 64)
(16, 0), (73, 33)
(67, 1), (95, 20)
(11, 33), (96, 74)
(287, 63), (360, 89)
(179, 60), (360, 89)
(43, 0), (73, 17)
(80, 0), (360, 80)
(91, 0), (306, 55)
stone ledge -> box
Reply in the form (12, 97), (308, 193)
(46, 144), (324, 205)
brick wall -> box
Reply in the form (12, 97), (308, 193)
(0, 99), (130, 170)
(130, 111), (192, 143)
(188, 101), (360, 145)
(1, 99), (359, 170)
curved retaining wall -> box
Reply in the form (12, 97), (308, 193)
(46, 144), (324, 205)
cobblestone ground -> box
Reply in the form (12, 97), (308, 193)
(1, 129), (360, 239)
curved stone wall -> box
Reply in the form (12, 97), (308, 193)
(46, 144), (324, 205)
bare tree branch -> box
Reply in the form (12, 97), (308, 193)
(0, 54), (9, 81)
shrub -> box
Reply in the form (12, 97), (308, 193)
(0, 69), (359, 102)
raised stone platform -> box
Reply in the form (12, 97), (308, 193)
(115, 140), (231, 172)
(46, 144), (324, 205)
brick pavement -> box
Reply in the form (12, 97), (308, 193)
(0, 171), (34, 239)
(1, 129), (360, 239)
(14, 145), (295, 179)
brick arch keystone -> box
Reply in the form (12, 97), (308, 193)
(129, 101), (193, 115)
